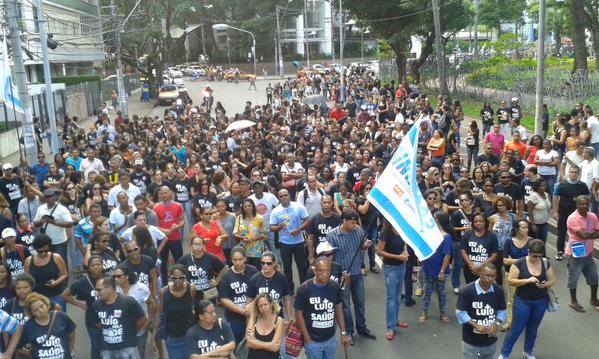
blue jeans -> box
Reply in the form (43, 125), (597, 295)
(50, 295), (67, 314)
(305, 335), (337, 359)
(531, 222), (548, 244)
(540, 174), (556, 196)
(463, 341), (496, 359)
(422, 273), (447, 315)
(86, 325), (102, 359)
(280, 242), (308, 293)
(404, 259), (414, 303)
(451, 241), (463, 289)
(383, 264), (406, 332)
(342, 274), (367, 334)
(165, 336), (189, 359)
(361, 224), (379, 269)
(500, 296), (548, 357)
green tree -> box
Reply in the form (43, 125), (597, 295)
(569, 0), (588, 71)
(478, 0), (527, 36)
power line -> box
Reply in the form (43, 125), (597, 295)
(354, 0), (461, 23)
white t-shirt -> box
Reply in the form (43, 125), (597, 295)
(515, 125), (528, 142)
(536, 149), (558, 175)
(107, 183), (141, 207)
(34, 203), (72, 245)
(562, 150), (584, 177)
(281, 162), (304, 175)
(79, 158), (105, 179)
(579, 159), (599, 190)
(249, 192), (279, 224)
(118, 282), (150, 336)
(333, 162), (349, 177)
(109, 208), (129, 237)
(121, 224), (166, 246)
(587, 115), (599, 143)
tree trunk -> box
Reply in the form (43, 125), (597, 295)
(553, 21), (562, 56)
(570, 0), (588, 72)
(592, 29), (599, 71)
(409, 33), (435, 84)
(390, 38), (410, 83)
(164, 2), (174, 64)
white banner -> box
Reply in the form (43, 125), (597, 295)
(0, 30), (25, 113)
(367, 117), (443, 260)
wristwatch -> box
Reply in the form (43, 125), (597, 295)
(341, 331), (348, 336)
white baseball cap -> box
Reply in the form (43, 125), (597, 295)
(316, 242), (337, 255)
(1, 228), (16, 239)
(2, 163), (13, 170)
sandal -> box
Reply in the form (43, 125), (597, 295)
(569, 303), (586, 313)
(386, 331), (396, 341)
(418, 313), (428, 324)
(396, 321), (408, 328)
(440, 315), (450, 323)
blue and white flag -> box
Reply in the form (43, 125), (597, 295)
(0, 31), (24, 113)
(367, 117), (443, 260)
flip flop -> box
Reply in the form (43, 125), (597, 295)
(440, 315), (450, 323)
(396, 321), (408, 328)
(418, 313), (428, 324)
(569, 303), (586, 313)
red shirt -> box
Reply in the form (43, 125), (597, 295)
(193, 221), (225, 262)
(154, 201), (184, 241)
(329, 108), (347, 121)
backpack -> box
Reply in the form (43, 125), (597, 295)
(302, 187), (325, 205)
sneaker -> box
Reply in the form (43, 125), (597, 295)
(453, 287), (460, 295)
(415, 288), (423, 297)
(497, 355), (505, 359)
(555, 252), (563, 261)
(523, 352), (536, 359)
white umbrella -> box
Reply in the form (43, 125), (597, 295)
(302, 94), (326, 106)
(225, 120), (256, 133)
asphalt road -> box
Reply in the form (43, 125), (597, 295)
(65, 79), (598, 358)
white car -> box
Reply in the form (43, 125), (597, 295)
(186, 65), (205, 76)
(172, 77), (185, 88)
(168, 67), (183, 78)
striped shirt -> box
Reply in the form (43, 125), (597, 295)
(326, 226), (364, 275)
(0, 309), (19, 335)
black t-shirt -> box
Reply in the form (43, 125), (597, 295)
(457, 282), (506, 346)
(555, 181), (590, 214)
(379, 230), (406, 266)
(247, 271), (290, 309)
(218, 265), (258, 321)
(121, 255), (155, 288)
(308, 214), (341, 256)
(460, 231), (499, 266)
(226, 195), (244, 214)
(476, 153), (499, 167)
(192, 193), (218, 214)
(306, 261), (343, 284)
(293, 280), (342, 342)
(346, 166), (364, 187)
(16, 229), (35, 254)
(493, 183), (523, 209)
(0, 286), (14, 310)
(355, 196), (377, 226)
(177, 253), (225, 291)
(173, 178), (191, 203)
(68, 275), (100, 326)
(451, 209), (476, 241)
(92, 294), (146, 351)
(22, 311), (76, 359)
(520, 177), (539, 204)
(185, 320), (234, 355)
(131, 171), (151, 195)
(0, 177), (24, 208)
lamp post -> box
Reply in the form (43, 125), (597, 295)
(361, 29), (370, 64)
(213, 24), (257, 75)
(306, 30), (316, 66)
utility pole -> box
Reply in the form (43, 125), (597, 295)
(276, 5), (284, 76)
(534, 0), (546, 136)
(226, 33), (231, 67)
(36, 0), (58, 155)
(6, 0), (37, 164)
(110, 0), (128, 118)
(304, 0), (310, 67)
(339, 0), (345, 102)
(473, 0), (480, 61)
(431, 0), (449, 96)
(200, 24), (207, 64)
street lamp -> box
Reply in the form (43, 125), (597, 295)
(361, 29), (370, 64)
(306, 30), (316, 66)
(213, 24), (257, 75)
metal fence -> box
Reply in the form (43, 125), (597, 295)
(0, 90), (67, 130)
(65, 73), (140, 116)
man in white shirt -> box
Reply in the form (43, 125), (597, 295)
(121, 210), (167, 251)
(108, 170), (140, 208)
(512, 118), (528, 143)
(80, 148), (105, 179)
(296, 175), (324, 218)
(586, 108), (599, 159)
(33, 188), (73, 265)
(249, 181), (279, 254)
(579, 147), (599, 190)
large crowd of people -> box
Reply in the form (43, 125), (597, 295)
(0, 62), (597, 359)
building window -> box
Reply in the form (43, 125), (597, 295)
(47, 17), (77, 36)
(80, 15), (100, 37)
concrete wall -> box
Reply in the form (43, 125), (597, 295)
(66, 92), (90, 122)
(0, 127), (21, 158)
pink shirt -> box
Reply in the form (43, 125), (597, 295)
(484, 132), (505, 157)
(566, 210), (599, 257)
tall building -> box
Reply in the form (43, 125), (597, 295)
(1, 0), (105, 82)
(281, 0), (334, 58)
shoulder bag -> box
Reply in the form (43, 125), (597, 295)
(542, 259), (559, 312)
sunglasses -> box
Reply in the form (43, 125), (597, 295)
(112, 274), (124, 279)
(127, 247), (140, 253)
(261, 261), (274, 266)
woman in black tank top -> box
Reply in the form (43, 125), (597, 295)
(247, 293), (285, 359)
(24, 235), (68, 307)
(157, 264), (196, 359)
(500, 240), (557, 358)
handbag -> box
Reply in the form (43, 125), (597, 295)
(203, 286), (219, 301)
(285, 321), (304, 357)
(234, 338), (248, 359)
(542, 259), (559, 312)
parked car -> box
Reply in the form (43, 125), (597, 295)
(186, 65), (206, 77)
(158, 84), (179, 105)
(168, 67), (183, 78)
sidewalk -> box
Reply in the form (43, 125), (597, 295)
(0, 89), (153, 165)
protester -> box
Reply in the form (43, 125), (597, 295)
(499, 240), (556, 359)
(185, 299), (235, 357)
(461, 213), (499, 284)
(246, 292), (285, 359)
(456, 262), (507, 359)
